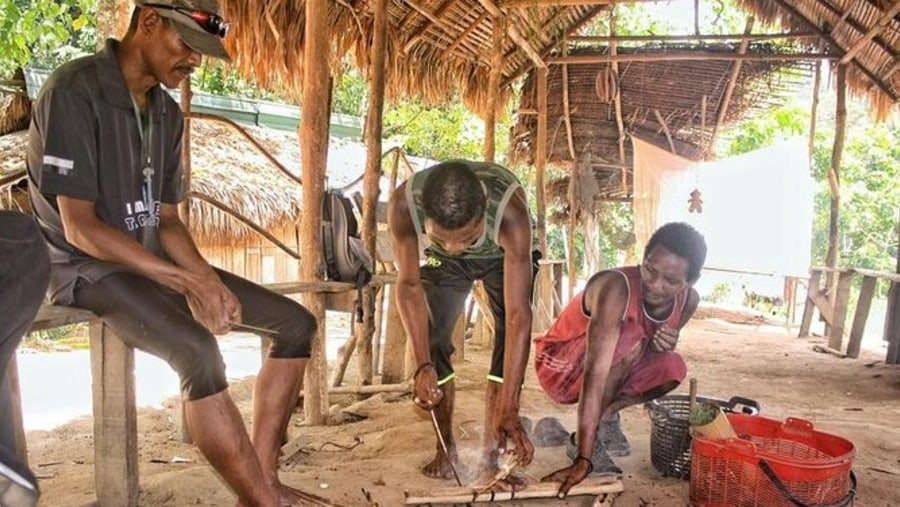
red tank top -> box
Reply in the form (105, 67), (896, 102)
(537, 266), (687, 364)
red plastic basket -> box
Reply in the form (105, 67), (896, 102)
(690, 414), (856, 507)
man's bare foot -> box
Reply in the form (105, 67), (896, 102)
(422, 449), (459, 480)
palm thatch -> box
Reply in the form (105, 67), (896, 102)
(218, 0), (899, 122)
(0, 70), (30, 136)
(221, 0), (604, 116)
(736, 0), (900, 120)
(511, 44), (811, 200)
(0, 121), (370, 244)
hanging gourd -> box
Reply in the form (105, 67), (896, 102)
(594, 66), (618, 102)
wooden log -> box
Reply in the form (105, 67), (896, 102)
(824, 65), (846, 308)
(380, 285), (408, 383)
(327, 383), (410, 395)
(404, 477), (623, 504)
(828, 270), (854, 352)
(484, 14), (503, 163)
(799, 269), (821, 337)
(548, 52), (836, 64)
(300, 0), (331, 426)
(846, 275), (876, 358)
(90, 322), (138, 506)
(534, 66), (549, 332)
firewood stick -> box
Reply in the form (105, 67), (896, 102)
(404, 477), (624, 504)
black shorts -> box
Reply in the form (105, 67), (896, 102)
(420, 251), (540, 384)
(72, 268), (316, 400)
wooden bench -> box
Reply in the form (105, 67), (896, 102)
(799, 266), (900, 363)
(9, 277), (392, 506)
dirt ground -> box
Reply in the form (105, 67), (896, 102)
(25, 310), (900, 507)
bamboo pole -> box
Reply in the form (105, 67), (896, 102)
(179, 79), (193, 225)
(567, 33), (818, 43)
(356, 0), (388, 390)
(562, 42), (576, 160)
(824, 65), (847, 316)
(534, 67), (550, 332)
(710, 17), (753, 150)
(547, 52), (835, 64)
(484, 14), (504, 163)
(808, 40), (823, 168)
(300, 0), (331, 426)
(405, 477), (623, 504)
(609, 8), (626, 166)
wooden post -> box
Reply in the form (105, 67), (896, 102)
(799, 269), (821, 337)
(484, 14), (504, 162)
(827, 270), (854, 352)
(356, 0), (388, 389)
(808, 40), (824, 168)
(885, 207), (900, 364)
(4, 356), (28, 465)
(90, 322), (138, 506)
(179, 79), (193, 224)
(825, 65), (847, 304)
(380, 285), (408, 383)
(451, 313), (467, 364)
(609, 9), (626, 166)
(846, 275), (876, 358)
(300, 0), (331, 425)
(95, 0), (129, 45)
(566, 214), (577, 300)
(561, 42), (575, 160)
(534, 66), (550, 332)
(373, 285), (385, 374)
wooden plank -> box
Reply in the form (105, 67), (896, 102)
(799, 269), (821, 337)
(846, 275), (876, 358)
(90, 322), (138, 506)
(885, 280), (900, 364)
(810, 291), (834, 324)
(405, 476), (623, 504)
(828, 270), (854, 351)
(30, 305), (96, 331)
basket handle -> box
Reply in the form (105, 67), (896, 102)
(782, 417), (815, 436)
(758, 459), (857, 507)
(724, 396), (760, 415)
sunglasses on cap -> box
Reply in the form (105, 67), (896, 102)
(144, 3), (230, 38)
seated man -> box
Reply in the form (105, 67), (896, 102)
(26, 3), (316, 505)
(0, 212), (50, 507)
(536, 222), (707, 496)
(388, 159), (538, 487)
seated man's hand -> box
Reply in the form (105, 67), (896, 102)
(650, 324), (679, 352)
(494, 411), (534, 468)
(541, 459), (591, 498)
(186, 274), (242, 335)
(412, 363), (442, 410)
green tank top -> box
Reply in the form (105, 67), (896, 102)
(405, 160), (529, 259)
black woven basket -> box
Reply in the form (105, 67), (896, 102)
(644, 394), (759, 480)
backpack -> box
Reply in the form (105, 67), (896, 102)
(321, 188), (374, 320)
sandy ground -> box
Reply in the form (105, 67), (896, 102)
(24, 312), (900, 507)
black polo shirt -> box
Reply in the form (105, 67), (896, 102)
(27, 39), (185, 305)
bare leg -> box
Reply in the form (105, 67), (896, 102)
(604, 380), (680, 418)
(251, 357), (309, 505)
(184, 391), (279, 507)
(422, 381), (458, 479)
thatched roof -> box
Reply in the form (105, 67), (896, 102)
(737, 0), (900, 120)
(0, 121), (381, 244)
(222, 0), (604, 115)
(219, 0), (899, 121)
(511, 44), (810, 199)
